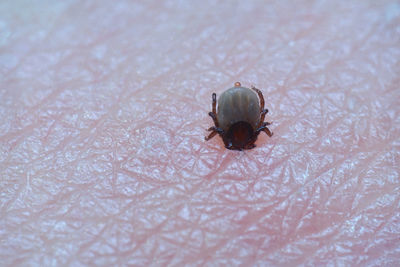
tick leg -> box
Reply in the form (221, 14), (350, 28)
(212, 93), (219, 126)
(205, 93), (221, 142)
(208, 112), (219, 127)
(205, 130), (218, 141)
(258, 108), (269, 127)
(212, 93), (217, 115)
(208, 93), (220, 127)
(207, 126), (224, 133)
(261, 121), (272, 127)
(256, 125), (273, 137)
(262, 127), (273, 137)
(251, 86), (265, 112)
(206, 93), (221, 141)
(205, 127), (223, 141)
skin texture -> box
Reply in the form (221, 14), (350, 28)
(1, 0), (399, 266)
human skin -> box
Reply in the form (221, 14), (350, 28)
(1, 0), (399, 266)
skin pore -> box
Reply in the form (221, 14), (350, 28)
(1, 0), (399, 265)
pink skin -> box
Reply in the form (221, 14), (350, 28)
(1, 1), (399, 266)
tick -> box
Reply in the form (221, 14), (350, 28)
(205, 82), (273, 150)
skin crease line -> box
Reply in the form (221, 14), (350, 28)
(0, 0), (399, 266)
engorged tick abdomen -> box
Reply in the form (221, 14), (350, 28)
(217, 86), (260, 133)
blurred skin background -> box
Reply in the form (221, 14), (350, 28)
(1, 0), (399, 265)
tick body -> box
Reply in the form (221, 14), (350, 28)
(205, 82), (273, 150)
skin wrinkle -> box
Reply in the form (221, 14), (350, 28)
(0, 81), (106, 167)
(310, 200), (394, 265)
(257, 149), (393, 259)
(12, 12), (121, 86)
(1, 0), (400, 266)
(280, 22), (327, 87)
(1, 6), (65, 78)
(282, 156), (384, 260)
(5, 7), (150, 149)
(12, 67), (148, 180)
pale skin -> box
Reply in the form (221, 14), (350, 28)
(1, 1), (399, 266)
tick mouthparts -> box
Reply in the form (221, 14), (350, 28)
(234, 82), (241, 87)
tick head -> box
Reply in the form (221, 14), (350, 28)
(223, 121), (255, 150)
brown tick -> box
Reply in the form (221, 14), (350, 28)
(205, 82), (273, 150)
